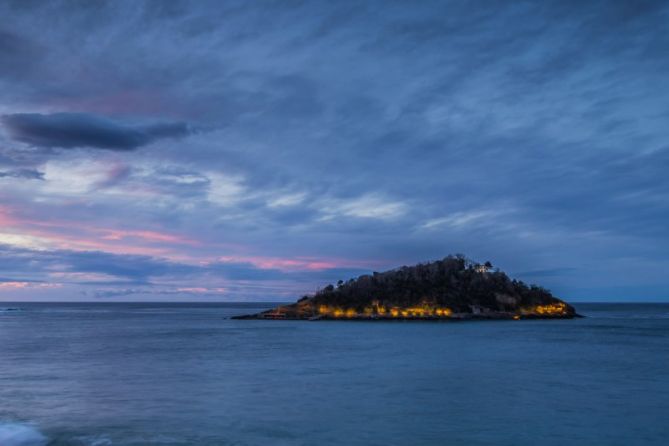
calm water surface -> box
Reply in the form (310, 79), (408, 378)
(1, 302), (668, 445)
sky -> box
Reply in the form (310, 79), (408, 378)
(1, 0), (668, 302)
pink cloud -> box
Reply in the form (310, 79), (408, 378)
(2, 206), (381, 286)
(1, 205), (200, 258)
(99, 229), (199, 245)
(0, 281), (30, 289)
(215, 255), (378, 272)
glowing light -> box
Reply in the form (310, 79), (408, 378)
(521, 302), (567, 316)
(315, 303), (454, 319)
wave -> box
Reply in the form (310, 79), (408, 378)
(0, 422), (47, 446)
(0, 308), (23, 312)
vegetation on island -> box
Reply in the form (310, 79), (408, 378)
(233, 255), (578, 320)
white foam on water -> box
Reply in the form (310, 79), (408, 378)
(0, 423), (47, 446)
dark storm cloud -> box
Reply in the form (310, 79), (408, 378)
(1, 113), (190, 150)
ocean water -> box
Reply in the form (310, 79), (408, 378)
(1, 303), (668, 446)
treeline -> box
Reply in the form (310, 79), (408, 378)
(309, 255), (564, 313)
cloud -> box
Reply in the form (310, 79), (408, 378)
(61, 250), (200, 281)
(0, 244), (187, 283)
(320, 194), (407, 220)
(0, 1), (668, 301)
(421, 211), (495, 230)
(206, 173), (246, 207)
(0, 168), (44, 180)
(1, 113), (190, 151)
(266, 192), (307, 208)
(92, 287), (227, 299)
(0, 243), (371, 296)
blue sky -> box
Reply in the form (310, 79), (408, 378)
(1, 0), (667, 302)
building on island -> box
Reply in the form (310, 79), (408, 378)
(474, 262), (492, 273)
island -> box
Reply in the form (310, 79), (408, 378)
(233, 255), (579, 321)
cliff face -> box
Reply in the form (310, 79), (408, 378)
(234, 256), (578, 320)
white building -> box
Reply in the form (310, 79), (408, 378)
(474, 264), (490, 273)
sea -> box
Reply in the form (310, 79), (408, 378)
(1, 302), (667, 446)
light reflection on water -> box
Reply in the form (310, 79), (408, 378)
(1, 302), (668, 445)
